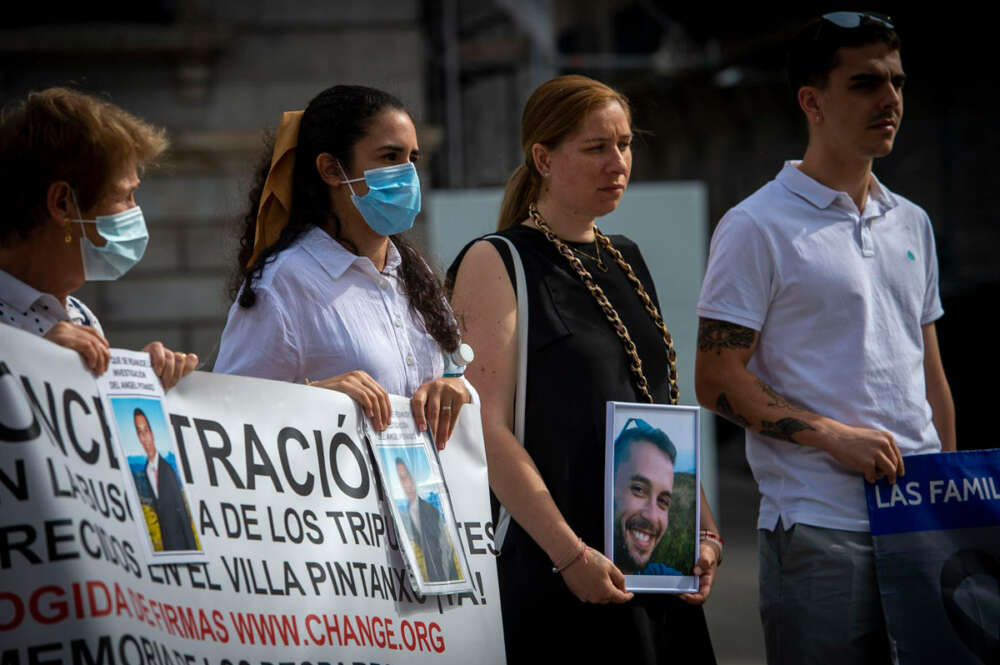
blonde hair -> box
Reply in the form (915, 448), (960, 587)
(0, 87), (167, 244)
(497, 75), (631, 231)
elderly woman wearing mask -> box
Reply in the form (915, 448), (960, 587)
(0, 88), (196, 387)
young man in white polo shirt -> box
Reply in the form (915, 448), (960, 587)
(695, 12), (955, 665)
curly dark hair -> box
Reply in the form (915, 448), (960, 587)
(229, 85), (459, 353)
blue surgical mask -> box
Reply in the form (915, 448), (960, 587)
(339, 162), (421, 236)
(72, 202), (149, 281)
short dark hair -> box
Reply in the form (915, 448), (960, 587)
(133, 408), (148, 424)
(787, 14), (901, 94)
(0, 87), (167, 246)
(614, 418), (677, 468)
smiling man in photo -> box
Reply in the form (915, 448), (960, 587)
(613, 418), (681, 576)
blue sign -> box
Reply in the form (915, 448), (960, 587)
(866, 450), (1000, 665)
(866, 450), (1000, 535)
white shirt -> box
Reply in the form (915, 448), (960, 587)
(0, 269), (105, 338)
(214, 227), (445, 396)
(145, 454), (160, 498)
(697, 162), (943, 532)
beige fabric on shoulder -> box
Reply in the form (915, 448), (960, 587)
(247, 110), (303, 268)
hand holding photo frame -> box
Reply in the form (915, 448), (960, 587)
(605, 402), (701, 593)
(364, 397), (473, 596)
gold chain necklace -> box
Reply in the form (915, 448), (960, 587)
(528, 203), (679, 404)
(569, 238), (608, 272)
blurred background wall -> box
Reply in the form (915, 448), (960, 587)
(4, 4), (995, 662)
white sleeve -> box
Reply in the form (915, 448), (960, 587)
(696, 208), (776, 331)
(919, 212), (945, 325)
(214, 286), (302, 382)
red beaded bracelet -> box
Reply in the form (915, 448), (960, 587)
(700, 530), (724, 545)
(699, 530), (724, 566)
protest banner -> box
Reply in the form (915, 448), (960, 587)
(0, 325), (505, 664)
(866, 450), (1000, 665)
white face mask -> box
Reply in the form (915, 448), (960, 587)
(70, 190), (149, 281)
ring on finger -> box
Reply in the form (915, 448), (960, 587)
(441, 404), (452, 411)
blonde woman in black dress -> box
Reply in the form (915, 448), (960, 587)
(450, 75), (721, 663)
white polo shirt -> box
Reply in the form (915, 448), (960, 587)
(697, 162), (944, 531)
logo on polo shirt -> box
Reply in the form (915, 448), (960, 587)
(906, 250), (916, 261)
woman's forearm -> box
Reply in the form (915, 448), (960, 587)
(483, 420), (581, 564)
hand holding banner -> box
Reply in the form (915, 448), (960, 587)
(0, 325), (505, 663)
(866, 450), (1000, 665)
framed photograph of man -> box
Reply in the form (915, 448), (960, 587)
(371, 439), (472, 595)
(108, 395), (202, 561)
(605, 402), (700, 593)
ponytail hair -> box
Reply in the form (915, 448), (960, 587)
(497, 162), (541, 231)
(497, 75), (632, 230)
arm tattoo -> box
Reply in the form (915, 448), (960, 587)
(698, 319), (755, 354)
(755, 378), (796, 410)
(760, 417), (815, 444)
(716, 393), (750, 428)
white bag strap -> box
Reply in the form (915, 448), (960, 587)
(484, 234), (527, 550)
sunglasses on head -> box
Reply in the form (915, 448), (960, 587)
(620, 417), (656, 435)
(821, 11), (894, 30)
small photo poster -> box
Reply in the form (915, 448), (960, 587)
(97, 349), (203, 563)
(365, 401), (472, 596)
(605, 401), (700, 593)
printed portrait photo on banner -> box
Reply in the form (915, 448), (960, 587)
(605, 402), (701, 592)
(377, 443), (465, 589)
(109, 396), (200, 556)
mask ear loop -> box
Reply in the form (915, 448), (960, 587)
(66, 188), (105, 228)
(67, 188), (106, 231)
(65, 188), (90, 243)
(67, 188), (84, 224)
(336, 160), (365, 196)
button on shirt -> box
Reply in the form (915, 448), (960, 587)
(214, 227), (444, 396)
(0, 269), (104, 338)
(697, 162), (944, 532)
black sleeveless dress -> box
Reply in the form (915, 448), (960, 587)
(449, 225), (716, 664)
